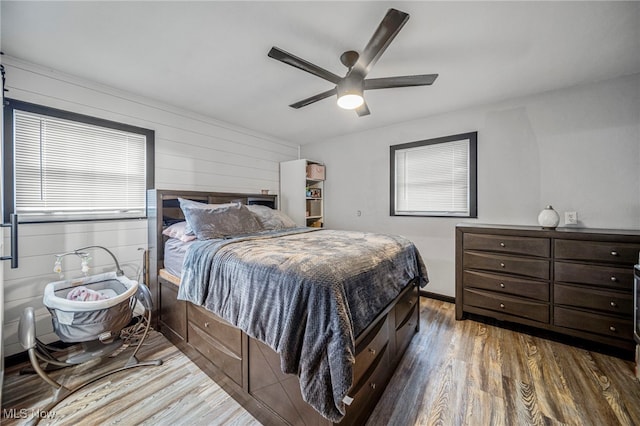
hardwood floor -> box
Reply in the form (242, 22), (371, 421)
(3, 298), (640, 425)
(371, 299), (640, 426)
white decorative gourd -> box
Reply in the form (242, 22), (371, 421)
(538, 205), (560, 229)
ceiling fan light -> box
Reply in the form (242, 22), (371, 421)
(337, 93), (364, 110)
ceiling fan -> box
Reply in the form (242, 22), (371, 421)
(268, 8), (438, 117)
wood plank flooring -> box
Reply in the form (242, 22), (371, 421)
(3, 298), (640, 425)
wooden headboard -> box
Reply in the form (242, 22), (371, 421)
(146, 189), (277, 321)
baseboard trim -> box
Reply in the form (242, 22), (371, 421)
(4, 340), (75, 368)
(419, 290), (455, 304)
(4, 350), (29, 367)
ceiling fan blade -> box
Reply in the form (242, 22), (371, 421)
(353, 8), (409, 77)
(268, 47), (342, 84)
(289, 88), (337, 109)
(356, 101), (370, 117)
(364, 74), (439, 90)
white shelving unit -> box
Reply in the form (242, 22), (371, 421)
(280, 159), (324, 228)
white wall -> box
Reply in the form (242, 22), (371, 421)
(2, 57), (298, 356)
(301, 73), (640, 298)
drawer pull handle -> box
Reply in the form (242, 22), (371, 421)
(610, 251), (618, 256)
(204, 322), (210, 328)
(610, 276), (617, 282)
(609, 326), (616, 332)
(370, 383), (377, 390)
(368, 348), (376, 356)
(499, 283), (505, 288)
(500, 263), (505, 268)
(610, 301), (617, 307)
(408, 298), (415, 306)
(500, 242), (505, 247)
(499, 303), (505, 308)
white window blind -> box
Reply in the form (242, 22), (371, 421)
(14, 110), (147, 221)
(394, 138), (472, 216)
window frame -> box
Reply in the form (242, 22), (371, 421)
(389, 131), (478, 218)
(3, 99), (155, 223)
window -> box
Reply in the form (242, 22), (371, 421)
(3, 99), (154, 222)
(390, 132), (477, 217)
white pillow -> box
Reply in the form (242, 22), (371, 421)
(162, 221), (196, 242)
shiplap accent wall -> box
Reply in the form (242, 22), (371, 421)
(2, 57), (298, 356)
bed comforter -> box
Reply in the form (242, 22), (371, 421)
(177, 228), (427, 422)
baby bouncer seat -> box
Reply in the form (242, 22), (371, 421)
(18, 246), (162, 420)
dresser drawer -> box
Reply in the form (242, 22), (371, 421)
(463, 270), (549, 301)
(395, 285), (419, 327)
(464, 251), (550, 280)
(463, 288), (550, 323)
(187, 322), (243, 386)
(555, 240), (640, 266)
(554, 262), (634, 291)
(464, 233), (550, 257)
(554, 307), (633, 340)
(354, 315), (389, 387)
(554, 284), (632, 317)
(188, 304), (242, 357)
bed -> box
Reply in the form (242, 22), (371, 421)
(146, 189), (428, 425)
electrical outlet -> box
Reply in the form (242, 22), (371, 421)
(565, 211), (578, 225)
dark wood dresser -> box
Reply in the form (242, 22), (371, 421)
(455, 224), (640, 355)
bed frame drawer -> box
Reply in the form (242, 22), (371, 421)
(159, 278), (187, 343)
(187, 322), (243, 386)
(395, 285), (419, 327)
(188, 304), (242, 357)
(395, 301), (418, 356)
(353, 314), (389, 388)
(341, 343), (390, 426)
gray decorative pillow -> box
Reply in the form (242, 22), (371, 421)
(178, 198), (238, 235)
(247, 204), (297, 230)
(181, 202), (263, 240)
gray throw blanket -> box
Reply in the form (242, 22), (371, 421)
(177, 228), (428, 422)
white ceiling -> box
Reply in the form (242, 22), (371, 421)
(2, 1), (639, 145)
